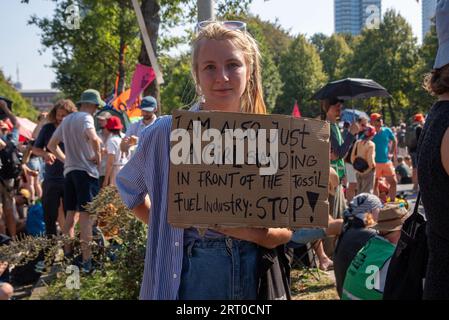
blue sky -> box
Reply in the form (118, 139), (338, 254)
(0, 0), (422, 90)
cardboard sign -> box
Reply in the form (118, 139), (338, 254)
(168, 110), (330, 229)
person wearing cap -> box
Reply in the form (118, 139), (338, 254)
(33, 99), (77, 237)
(103, 116), (129, 187)
(370, 113), (398, 201)
(408, 113), (425, 192)
(47, 89), (104, 273)
(350, 125), (377, 194)
(341, 203), (409, 300)
(333, 193), (383, 297)
(418, 0), (449, 300)
(120, 96), (158, 155)
(320, 98), (361, 180)
(96, 111), (112, 187)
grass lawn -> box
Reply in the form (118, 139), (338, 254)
(291, 268), (339, 300)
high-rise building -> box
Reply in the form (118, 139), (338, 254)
(422, 0), (437, 39)
(335, 0), (382, 35)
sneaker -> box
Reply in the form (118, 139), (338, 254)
(81, 259), (93, 274)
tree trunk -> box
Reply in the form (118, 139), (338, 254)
(138, 0), (161, 115)
(388, 99), (397, 126)
(117, 0), (127, 96)
(117, 40), (126, 96)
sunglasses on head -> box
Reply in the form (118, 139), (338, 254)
(195, 20), (247, 33)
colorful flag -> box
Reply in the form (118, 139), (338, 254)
(292, 100), (301, 118)
(126, 64), (156, 108)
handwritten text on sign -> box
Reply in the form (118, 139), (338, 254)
(168, 110), (330, 228)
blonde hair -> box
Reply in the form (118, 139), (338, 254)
(191, 22), (266, 115)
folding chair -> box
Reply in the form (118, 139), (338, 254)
(288, 241), (321, 281)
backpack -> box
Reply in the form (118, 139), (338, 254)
(405, 124), (420, 150)
(0, 139), (23, 180)
(383, 193), (428, 300)
(26, 203), (46, 237)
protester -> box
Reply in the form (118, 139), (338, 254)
(33, 99), (77, 236)
(120, 96), (158, 155)
(395, 156), (412, 184)
(117, 21), (292, 300)
(370, 113), (398, 201)
(418, 0), (449, 299)
(341, 203), (409, 300)
(408, 113), (425, 192)
(351, 125), (376, 194)
(396, 123), (407, 157)
(48, 89), (104, 273)
(96, 110), (112, 187)
(103, 116), (128, 187)
(333, 193), (383, 297)
(0, 231), (13, 300)
(0, 98), (21, 238)
(320, 99), (360, 180)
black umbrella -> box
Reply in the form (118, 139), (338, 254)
(313, 78), (391, 100)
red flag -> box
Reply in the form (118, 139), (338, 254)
(292, 100), (301, 118)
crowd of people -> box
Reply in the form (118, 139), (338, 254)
(1, 0), (449, 301)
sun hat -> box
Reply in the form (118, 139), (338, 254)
(372, 203), (409, 232)
(76, 89), (105, 108)
(105, 116), (123, 131)
(139, 96), (157, 112)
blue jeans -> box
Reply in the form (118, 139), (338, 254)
(178, 237), (258, 300)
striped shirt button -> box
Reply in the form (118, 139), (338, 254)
(174, 242), (180, 247)
(173, 273), (178, 279)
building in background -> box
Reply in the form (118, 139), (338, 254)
(335, 0), (382, 35)
(422, 0), (437, 39)
(20, 89), (61, 112)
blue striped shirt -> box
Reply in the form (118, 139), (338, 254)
(116, 115), (184, 300)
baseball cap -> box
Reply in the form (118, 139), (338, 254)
(370, 113), (382, 121)
(414, 113), (425, 122)
(139, 96), (157, 112)
(434, 0), (449, 69)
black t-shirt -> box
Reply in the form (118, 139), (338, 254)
(333, 218), (376, 297)
(34, 123), (64, 181)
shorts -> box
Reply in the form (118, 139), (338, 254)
(345, 163), (357, 184)
(0, 179), (15, 211)
(375, 162), (396, 179)
(64, 170), (99, 212)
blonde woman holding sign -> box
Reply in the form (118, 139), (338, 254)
(117, 21), (292, 300)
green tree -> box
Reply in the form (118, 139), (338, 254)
(29, 0), (141, 101)
(408, 21), (438, 116)
(159, 54), (196, 114)
(28, 0), (255, 112)
(275, 35), (327, 116)
(317, 34), (353, 81)
(346, 10), (419, 125)
(0, 70), (38, 120)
